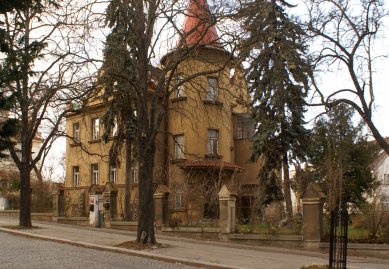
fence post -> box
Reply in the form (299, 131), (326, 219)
(218, 185), (236, 234)
(52, 183), (64, 222)
(154, 185), (170, 229)
(302, 183), (326, 242)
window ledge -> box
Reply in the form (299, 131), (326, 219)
(202, 100), (223, 107)
(170, 158), (187, 164)
(204, 154), (222, 159)
(106, 136), (118, 141)
(70, 141), (81, 147)
(171, 96), (187, 103)
(88, 139), (101, 144)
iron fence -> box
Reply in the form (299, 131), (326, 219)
(329, 210), (348, 269)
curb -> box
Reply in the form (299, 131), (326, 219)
(0, 227), (243, 269)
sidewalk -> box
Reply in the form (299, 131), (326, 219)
(0, 216), (388, 269)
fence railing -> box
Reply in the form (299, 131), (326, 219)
(329, 210), (348, 269)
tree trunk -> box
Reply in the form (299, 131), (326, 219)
(33, 164), (43, 181)
(19, 163), (32, 228)
(136, 138), (156, 244)
(282, 151), (293, 221)
(124, 139), (132, 221)
(365, 117), (389, 156)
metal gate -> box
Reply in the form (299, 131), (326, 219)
(329, 210), (348, 269)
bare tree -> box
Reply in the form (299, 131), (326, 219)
(0, 0), (100, 227)
(101, 0), (240, 244)
(303, 0), (389, 154)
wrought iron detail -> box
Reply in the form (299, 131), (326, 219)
(129, 201), (138, 221)
(329, 210), (348, 269)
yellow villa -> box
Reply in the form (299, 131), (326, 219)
(63, 0), (258, 226)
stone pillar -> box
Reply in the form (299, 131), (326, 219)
(218, 185), (236, 234)
(154, 192), (169, 229)
(302, 183), (326, 242)
(103, 191), (111, 228)
(103, 183), (118, 228)
(52, 188), (64, 222)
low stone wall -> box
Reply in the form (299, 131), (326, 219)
(31, 213), (52, 222)
(0, 210), (52, 222)
(227, 233), (304, 248)
(57, 217), (89, 226)
(110, 221), (138, 231)
(0, 210), (19, 217)
(161, 226), (221, 240)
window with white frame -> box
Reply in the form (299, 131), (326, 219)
(91, 163), (99, 185)
(130, 160), (138, 184)
(109, 162), (117, 183)
(73, 122), (80, 142)
(73, 166), (80, 186)
(207, 76), (218, 101)
(91, 118), (100, 140)
(383, 174), (389, 185)
(174, 134), (185, 159)
(175, 74), (185, 98)
(207, 129), (219, 154)
(110, 118), (118, 137)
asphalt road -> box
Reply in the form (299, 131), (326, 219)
(0, 231), (201, 269)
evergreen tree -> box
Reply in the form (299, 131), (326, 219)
(0, 0), (32, 157)
(239, 0), (311, 219)
(99, 0), (138, 221)
(307, 104), (377, 210)
(0, 0), (30, 13)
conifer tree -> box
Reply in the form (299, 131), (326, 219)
(0, 0), (30, 157)
(307, 104), (377, 210)
(239, 0), (311, 219)
(99, 0), (138, 221)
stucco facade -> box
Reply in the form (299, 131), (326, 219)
(63, 0), (259, 225)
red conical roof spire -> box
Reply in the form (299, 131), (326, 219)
(181, 0), (221, 48)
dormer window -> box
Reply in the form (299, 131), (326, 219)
(207, 76), (218, 101)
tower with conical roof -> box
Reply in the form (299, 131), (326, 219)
(181, 0), (221, 48)
(164, 0), (253, 224)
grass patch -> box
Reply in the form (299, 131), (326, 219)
(114, 241), (169, 250)
(348, 226), (370, 240)
(236, 223), (302, 235)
